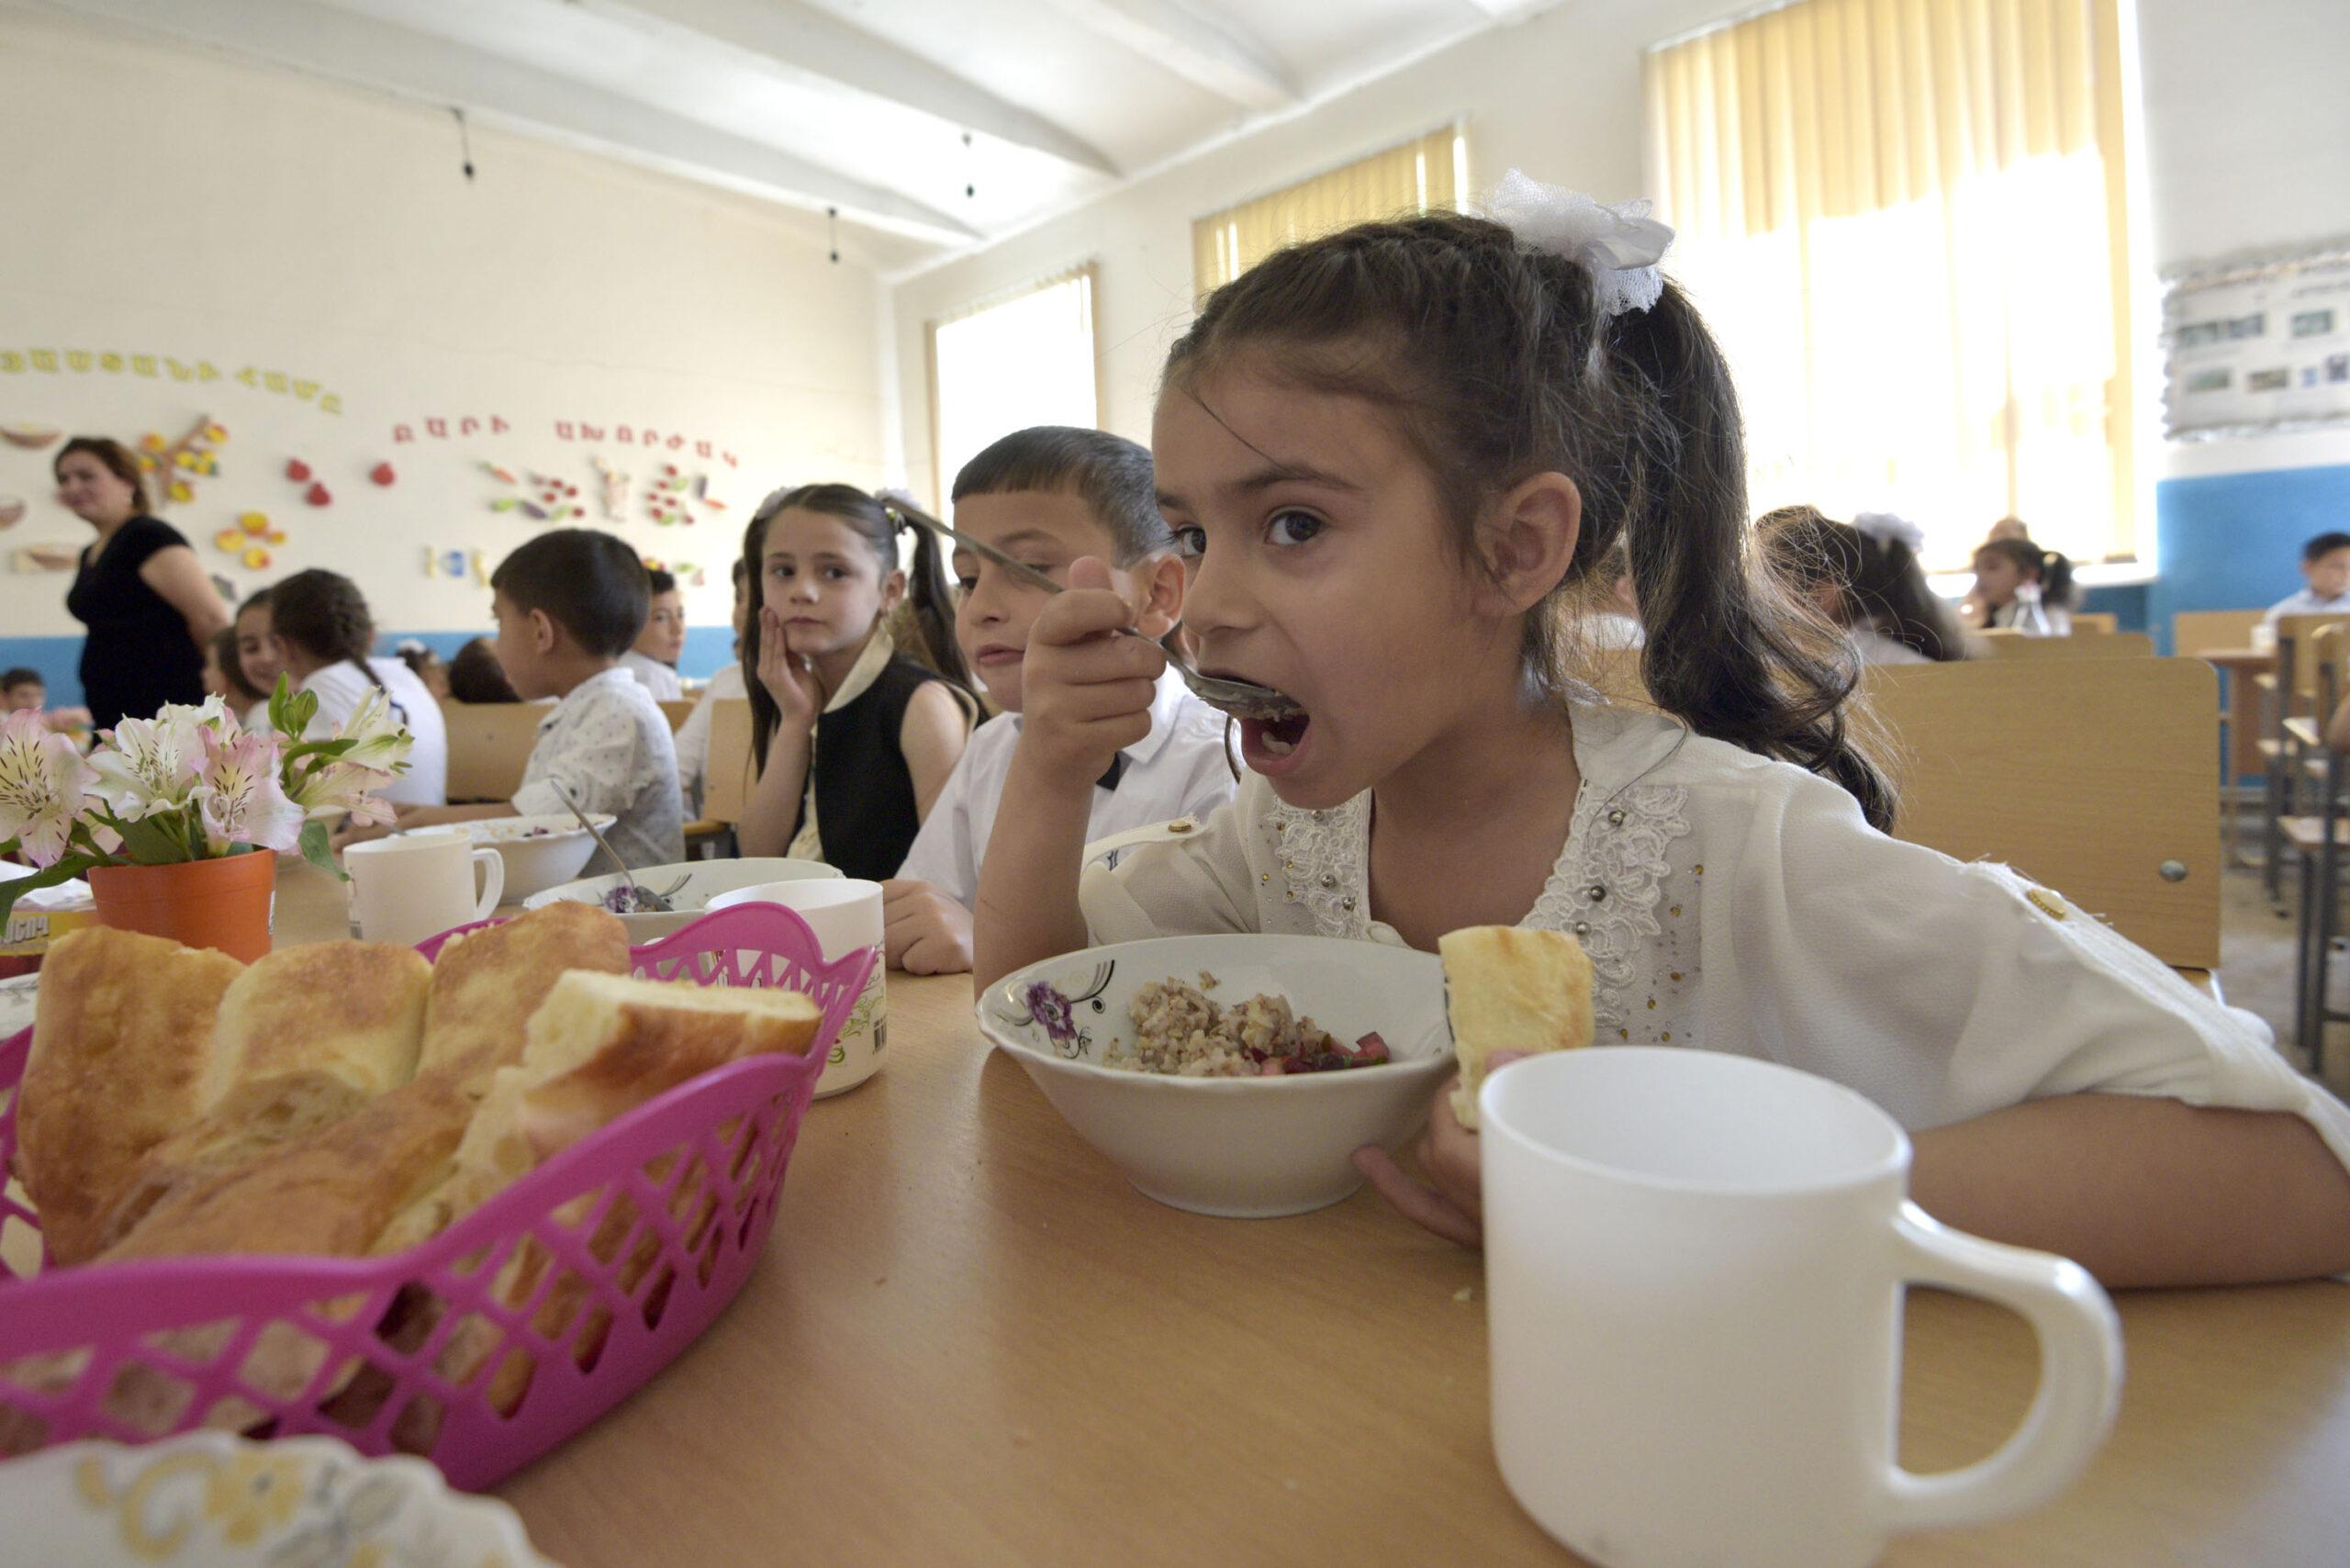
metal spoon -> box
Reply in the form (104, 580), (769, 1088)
(554, 784), (674, 912)
(908, 512), (1301, 721)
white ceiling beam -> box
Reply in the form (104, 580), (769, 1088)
(607, 0), (1122, 176)
(1042, 0), (1296, 112)
(37, 0), (983, 241)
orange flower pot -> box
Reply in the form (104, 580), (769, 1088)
(87, 851), (277, 962)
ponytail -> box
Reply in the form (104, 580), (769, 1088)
(875, 493), (979, 702)
(1762, 506), (1966, 665)
(1974, 536), (2076, 610)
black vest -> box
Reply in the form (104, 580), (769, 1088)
(811, 657), (969, 882)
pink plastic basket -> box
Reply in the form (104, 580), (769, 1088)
(0, 902), (871, 1491)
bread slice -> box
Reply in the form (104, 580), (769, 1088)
(417, 902), (632, 1095)
(15, 927), (245, 1265)
(1438, 925), (1595, 1131)
(93, 942), (433, 1251)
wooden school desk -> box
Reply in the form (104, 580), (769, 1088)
(260, 863), (2350, 1568)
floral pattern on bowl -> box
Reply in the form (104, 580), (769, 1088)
(3, 1431), (557, 1566)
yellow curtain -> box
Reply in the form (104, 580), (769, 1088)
(1645, 0), (2134, 566)
(1192, 126), (1466, 297)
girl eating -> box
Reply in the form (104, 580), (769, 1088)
(736, 483), (979, 881)
(974, 176), (2350, 1288)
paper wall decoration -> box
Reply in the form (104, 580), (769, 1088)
(554, 422), (737, 466)
(135, 418), (227, 514)
(214, 511), (287, 570)
(423, 546), (487, 583)
(395, 415), (511, 442)
(12, 543), (77, 573)
(593, 454), (630, 521)
(646, 464), (727, 527)
(0, 350), (341, 414)
(0, 424), (60, 449)
(304, 482), (331, 507)
(0, 497), (24, 528)
(642, 555), (707, 588)
(370, 462), (397, 487)
(285, 459), (311, 481)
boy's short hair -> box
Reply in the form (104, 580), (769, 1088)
(646, 567), (677, 596)
(1, 667), (43, 691)
(2304, 532), (2350, 564)
(951, 426), (1167, 565)
(490, 529), (649, 657)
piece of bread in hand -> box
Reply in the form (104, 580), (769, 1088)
(15, 927), (245, 1265)
(417, 902), (632, 1096)
(94, 942), (433, 1251)
(1438, 925), (1595, 1131)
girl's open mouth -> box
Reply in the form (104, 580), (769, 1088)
(1239, 710), (1312, 768)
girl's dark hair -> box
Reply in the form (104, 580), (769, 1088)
(1973, 536), (2076, 609)
(211, 626), (270, 707)
(269, 568), (375, 686)
(54, 436), (151, 514)
(447, 637), (520, 703)
(1761, 507), (1966, 663)
(1162, 210), (1893, 829)
(739, 482), (977, 769)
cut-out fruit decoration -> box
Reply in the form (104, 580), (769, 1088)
(0, 424), (61, 450)
(132, 416), (226, 512)
(645, 464), (717, 526)
(285, 458), (312, 482)
(241, 544), (274, 569)
(482, 462), (518, 485)
(643, 556), (707, 588)
(525, 471), (581, 523)
(212, 511), (288, 568)
(593, 454), (630, 521)
(370, 462), (397, 487)
(304, 482), (331, 507)
(13, 543), (79, 573)
(0, 496), (24, 528)
(424, 546), (487, 584)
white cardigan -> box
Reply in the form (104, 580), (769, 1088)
(1081, 701), (2350, 1167)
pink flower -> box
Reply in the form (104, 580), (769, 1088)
(195, 725), (303, 855)
(0, 709), (95, 867)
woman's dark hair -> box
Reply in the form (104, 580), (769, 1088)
(1973, 536), (2076, 609)
(210, 626), (270, 707)
(1162, 210), (1893, 829)
(54, 436), (151, 514)
(1761, 507), (1965, 663)
(739, 482), (977, 770)
(269, 568), (375, 686)
(447, 637), (520, 703)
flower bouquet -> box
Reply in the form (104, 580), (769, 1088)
(0, 678), (414, 926)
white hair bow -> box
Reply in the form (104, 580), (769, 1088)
(1486, 170), (1675, 318)
(1851, 511), (1927, 554)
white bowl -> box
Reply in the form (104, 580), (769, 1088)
(523, 856), (843, 939)
(978, 935), (1454, 1218)
(400, 812), (615, 902)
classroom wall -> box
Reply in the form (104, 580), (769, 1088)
(0, 10), (911, 705)
(889, 0), (2350, 649)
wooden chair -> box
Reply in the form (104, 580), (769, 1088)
(440, 700), (543, 803)
(658, 700), (698, 732)
(2173, 610), (2266, 657)
(699, 699), (755, 825)
(1971, 630), (2154, 659)
(2284, 625), (2350, 1071)
(2176, 610), (2273, 867)
(2258, 612), (2350, 901)
(1862, 656), (2221, 970)
(2069, 612), (2119, 634)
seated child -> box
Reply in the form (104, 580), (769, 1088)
(230, 590), (281, 731)
(1760, 506), (1966, 664)
(1969, 536), (2075, 634)
(675, 558), (751, 812)
(2261, 531), (2350, 635)
(888, 427), (1239, 975)
(975, 192), (2350, 1290)
(621, 567), (686, 700)
(447, 635), (522, 703)
(386, 529), (683, 868)
(2, 668), (45, 715)
(270, 569), (449, 806)
(735, 484), (978, 880)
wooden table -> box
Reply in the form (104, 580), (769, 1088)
(263, 863), (2350, 1567)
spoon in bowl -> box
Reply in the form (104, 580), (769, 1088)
(906, 512), (1299, 721)
(554, 784), (675, 912)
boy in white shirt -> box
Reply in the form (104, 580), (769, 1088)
(887, 427), (1238, 974)
(387, 529), (684, 868)
(2261, 530), (2350, 634)
(619, 566), (686, 701)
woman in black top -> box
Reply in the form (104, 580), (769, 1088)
(56, 436), (231, 730)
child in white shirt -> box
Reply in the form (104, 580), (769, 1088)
(2260, 531), (2350, 636)
(387, 530), (682, 868)
(976, 177), (2350, 1288)
(890, 427), (1237, 974)
(268, 569), (449, 806)
(619, 567), (686, 701)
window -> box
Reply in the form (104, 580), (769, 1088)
(1645, 0), (2136, 567)
(927, 266), (1099, 504)
(1192, 126), (1468, 297)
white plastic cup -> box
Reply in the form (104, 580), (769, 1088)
(1481, 1047), (2122, 1568)
(707, 877), (886, 1096)
(343, 829), (505, 947)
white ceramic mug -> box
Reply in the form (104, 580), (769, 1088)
(707, 877), (886, 1096)
(1482, 1047), (2122, 1568)
(343, 829), (505, 947)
